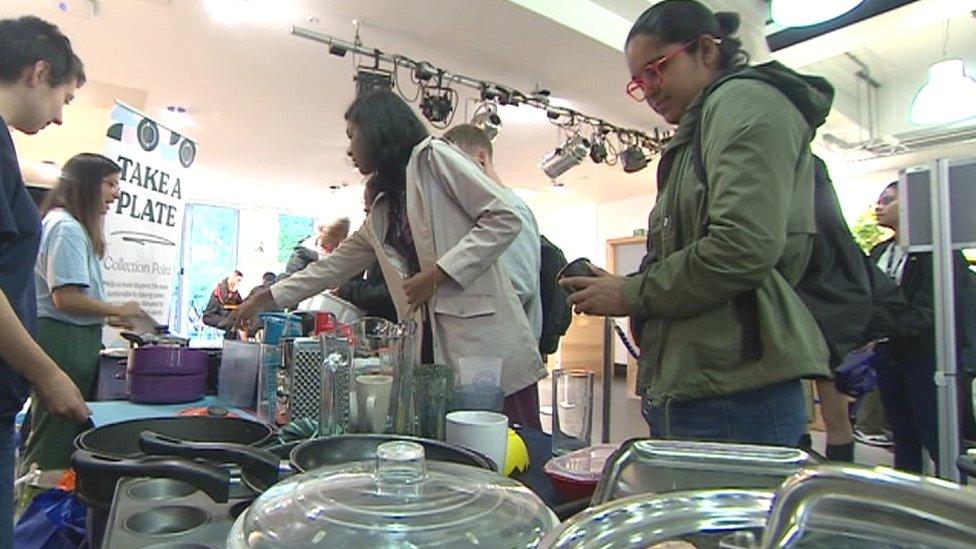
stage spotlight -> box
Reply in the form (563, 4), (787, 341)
(620, 145), (648, 173)
(471, 104), (502, 142)
(540, 135), (589, 180)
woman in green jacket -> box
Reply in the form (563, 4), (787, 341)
(562, 0), (830, 445)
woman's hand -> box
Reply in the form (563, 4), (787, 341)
(560, 265), (630, 317)
(404, 266), (448, 314)
(223, 288), (274, 330)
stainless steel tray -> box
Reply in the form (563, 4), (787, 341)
(591, 438), (817, 504)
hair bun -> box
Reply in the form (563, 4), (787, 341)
(714, 11), (740, 37)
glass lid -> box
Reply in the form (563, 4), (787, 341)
(230, 441), (557, 548)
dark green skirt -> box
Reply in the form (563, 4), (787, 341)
(19, 317), (101, 473)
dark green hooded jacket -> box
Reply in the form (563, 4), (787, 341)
(622, 61), (833, 402)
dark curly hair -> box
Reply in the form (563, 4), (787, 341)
(344, 89), (429, 201)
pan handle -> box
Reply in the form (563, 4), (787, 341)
(139, 430), (280, 490)
(71, 449), (230, 503)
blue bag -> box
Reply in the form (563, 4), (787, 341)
(13, 489), (88, 549)
(834, 348), (878, 398)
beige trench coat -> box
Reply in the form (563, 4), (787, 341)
(271, 137), (545, 395)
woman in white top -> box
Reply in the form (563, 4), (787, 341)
(233, 90), (544, 424)
(21, 153), (144, 473)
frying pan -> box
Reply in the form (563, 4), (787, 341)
(138, 432), (496, 495)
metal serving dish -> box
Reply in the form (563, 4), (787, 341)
(543, 464), (976, 548)
(592, 439), (817, 504)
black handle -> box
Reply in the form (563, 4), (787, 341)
(552, 497), (591, 521)
(119, 331), (146, 346)
(71, 449), (230, 503)
(957, 456), (976, 480)
(139, 430), (280, 490)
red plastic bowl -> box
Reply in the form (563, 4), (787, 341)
(545, 470), (598, 501)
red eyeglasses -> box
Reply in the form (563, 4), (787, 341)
(625, 40), (696, 102)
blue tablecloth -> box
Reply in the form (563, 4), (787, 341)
(87, 397), (260, 427)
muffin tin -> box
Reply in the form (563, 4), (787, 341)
(102, 476), (251, 548)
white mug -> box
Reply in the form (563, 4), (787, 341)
(445, 410), (508, 473)
(356, 374), (392, 433)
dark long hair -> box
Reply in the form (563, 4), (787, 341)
(40, 153), (120, 257)
(626, 0), (748, 71)
(343, 89), (429, 202)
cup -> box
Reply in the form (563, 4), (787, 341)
(457, 356), (502, 387)
(551, 369), (594, 456)
(412, 364), (455, 440)
(356, 374), (393, 433)
(452, 384), (505, 413)
(445, 410), (509, 473)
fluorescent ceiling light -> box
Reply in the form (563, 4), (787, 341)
(770, 0), (864, 28)
(910, 59), (976, 125)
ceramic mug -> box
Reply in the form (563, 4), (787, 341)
(445, 410), (508, 473)
(356, 374), (392, 433)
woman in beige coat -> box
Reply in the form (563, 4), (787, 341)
(233, 90), (545, 425)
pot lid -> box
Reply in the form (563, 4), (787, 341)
(228, 441), (556, 548)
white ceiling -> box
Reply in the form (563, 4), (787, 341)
(1, 0), (671, 204)
(3, 0), (975, 205)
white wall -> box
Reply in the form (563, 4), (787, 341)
(186, 167), (368, 294)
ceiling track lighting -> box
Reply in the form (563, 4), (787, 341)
(471, 103), (502, 142)
(619, 139), (648, 173)
(540, 134), (590, 181)
(292, 26), (670, 169)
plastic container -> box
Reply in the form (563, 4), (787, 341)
(543, 444), (617, 501)
(258, 313), (302, 345)
(216, 340), (262, 408)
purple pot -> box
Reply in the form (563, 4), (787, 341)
(129, 346), (207, 376)
(128, 372), (207, 404)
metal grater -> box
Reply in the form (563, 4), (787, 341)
(288, 337), (323, 423)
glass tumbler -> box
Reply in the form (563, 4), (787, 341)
(551, 369), (594, 456)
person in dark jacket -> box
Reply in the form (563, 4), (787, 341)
(870, 182), (976, 473)
(334, 179), (396, 321)
(203, 271), (244, 338)
(284, 217), (351, 275)
(560, 0), (830, 445)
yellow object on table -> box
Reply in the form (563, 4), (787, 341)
(504, 428), (530, 476)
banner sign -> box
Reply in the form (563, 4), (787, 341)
(102, 102), (197, 325)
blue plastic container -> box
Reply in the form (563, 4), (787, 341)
(259, 312), (303, 344)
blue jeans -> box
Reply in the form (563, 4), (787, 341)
(0, 418), (15, 549)
(642, 379), (806, 446)
(873, 346), (938, 474)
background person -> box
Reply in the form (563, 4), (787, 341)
(0, 15), (91, 545)
(443, 123), (543, 429)
(202, 270), (243, 338)
(561, 0), (830, 445)
(284, 217), (351, 275)
(21, 153), (145, 474)
(869, 182), (976, 473)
